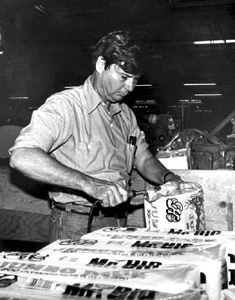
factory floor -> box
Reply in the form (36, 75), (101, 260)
(0, 240), (48, 252)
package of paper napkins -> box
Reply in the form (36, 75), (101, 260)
(144, 182), (206, 231)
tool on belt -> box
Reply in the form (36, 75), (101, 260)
(86, 189), (150, 233)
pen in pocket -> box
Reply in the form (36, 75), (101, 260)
(129, 136), (136, 151)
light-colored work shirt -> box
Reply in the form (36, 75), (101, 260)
(10, 76), (149, 206)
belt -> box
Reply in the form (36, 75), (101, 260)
(52, 200), (128, 218)
(52, 201), (96, 215)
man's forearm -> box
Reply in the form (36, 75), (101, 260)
(136, 149), (180, 185)
(10, 147), (94, 194)
(10, 147), (129, 206)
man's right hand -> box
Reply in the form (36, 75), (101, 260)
(90, 179), (128, 207)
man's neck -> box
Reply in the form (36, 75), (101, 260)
(90, 72), (111, 110)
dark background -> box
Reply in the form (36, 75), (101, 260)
(1, 0), (235, 140)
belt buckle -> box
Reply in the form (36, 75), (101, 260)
(65, 203), (72, 212)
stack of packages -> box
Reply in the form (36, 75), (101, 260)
(0, 226), (233, 300)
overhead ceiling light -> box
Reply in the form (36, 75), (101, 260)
(194, 94), (222, 96)
(35, 5), (47, 15)
(136, 84), (152, 87)
(194, 39), (235, 45)
(194, 40), (224, 44)
(8, 96), (29, 99)
(179, 99), (202, 103)
(0, 51), (3, 55)
(183, 83), (216, 86)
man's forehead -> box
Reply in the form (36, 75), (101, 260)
(115, 64), (141, 79)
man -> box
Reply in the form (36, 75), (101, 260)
(9, 31), (197, 242)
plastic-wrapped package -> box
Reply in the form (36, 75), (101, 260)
(37, 230), (226, 300)
(144, 183), (206, 231)
(0, 274), (205, 299)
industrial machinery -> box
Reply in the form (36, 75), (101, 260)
(158, 109), (235, 170)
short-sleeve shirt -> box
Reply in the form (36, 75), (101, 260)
(10, 76), (149, 206)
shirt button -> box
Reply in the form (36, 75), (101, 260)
(110, 123), (113, 127)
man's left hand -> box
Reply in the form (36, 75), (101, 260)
(146, 180), (202, 203)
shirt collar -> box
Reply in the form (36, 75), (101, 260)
(84, 76), (122, 116)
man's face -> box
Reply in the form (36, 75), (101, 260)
(99, 64), (140, 103)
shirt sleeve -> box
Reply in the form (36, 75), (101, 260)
(9, 94), (73, 154)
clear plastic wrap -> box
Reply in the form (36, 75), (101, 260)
(144, 183), (206, 231)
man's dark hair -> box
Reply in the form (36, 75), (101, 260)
(92, 30), (146, 76)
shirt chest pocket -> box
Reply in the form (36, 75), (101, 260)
(75, 141), (104, 174)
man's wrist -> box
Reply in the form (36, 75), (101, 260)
(162, 171), (181, 184)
